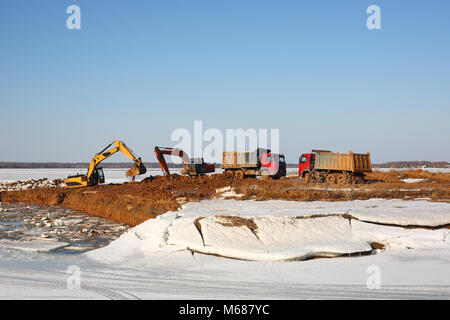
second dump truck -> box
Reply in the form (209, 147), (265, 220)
(221, 148), (287, 179)
(299, 150), (372, 184)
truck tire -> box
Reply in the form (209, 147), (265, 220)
(235, 170), (245, 179)
(260, 169), (270, 180)
(224, 170), (233, 178)
(326, 174), (336, 185)
(354, 175), (363, 184)
(337, 174), (346, 186)
(304, 172), (311, 184)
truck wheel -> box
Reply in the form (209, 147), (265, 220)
(326, 174), (336, 185)
(224, 171), (234, 179)
(235, 170), (245, 179)
(304, 172), (311, 184)
(355, 175), (364, 184)
(337, 174), (346, 185)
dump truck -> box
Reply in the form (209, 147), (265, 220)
(221, 148), (286, 179)
(298, 150), (372, 184)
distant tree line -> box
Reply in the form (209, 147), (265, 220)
(372, 161), (450, 168)
(0, 162), (184, 169)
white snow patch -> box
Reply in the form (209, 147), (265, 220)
(87, 198), (450, 263)
(216, 186), (244, 198)
(171, 215), (372, 261)
(401, 178), (426, 183)
(352, 220), (450, 251)
(0, 239), (70, 252)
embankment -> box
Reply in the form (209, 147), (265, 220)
(1, 170), (449, 226)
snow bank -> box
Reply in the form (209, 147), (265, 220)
(87, 199), (450, 263)
(175, 199), (450, 227)
(168, 215), (372, 261)
(352, 220), (450, 250)
(88, 213), (179, 263)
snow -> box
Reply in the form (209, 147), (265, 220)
(0, 168), (177, 184)
(0, 168), (224, 185)
(401, 178), (426, 183)
(0, 198), (449, 299)
(167, 215), (372, 261)
(0, 239), (70, 252)
(351, 220), (449, 251)
(375, 167), (450, 173)
(87, 198), (450, 264)
(164, 198), (450, 227)
(216, 186), (245, 198)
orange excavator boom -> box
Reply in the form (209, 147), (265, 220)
(154, 146), (190, 176)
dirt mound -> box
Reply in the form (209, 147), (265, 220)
(0, 173), (234, 226)
(1, 171), (449, 226)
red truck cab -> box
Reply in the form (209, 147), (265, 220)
(298, 153), (314, 176)
(262, 152), (286, 176)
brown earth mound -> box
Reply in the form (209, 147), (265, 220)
(0, 170), (449, 226)
(0, 174), (233, 226)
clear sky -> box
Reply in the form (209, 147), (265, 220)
(1, 0), (449, 163)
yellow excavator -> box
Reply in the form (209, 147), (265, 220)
(64, 141), (147, 188)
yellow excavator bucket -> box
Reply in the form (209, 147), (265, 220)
(126, 161), (147, 177)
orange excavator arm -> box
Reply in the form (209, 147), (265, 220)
(154, 146), (190, 176)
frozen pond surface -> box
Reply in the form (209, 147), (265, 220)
(0, 202), (129, 253)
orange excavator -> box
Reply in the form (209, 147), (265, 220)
(154, 146), (215, 177)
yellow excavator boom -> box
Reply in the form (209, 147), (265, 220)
(65, 140), (147, 188)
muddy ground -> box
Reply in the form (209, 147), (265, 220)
(0, 170), (449, 226)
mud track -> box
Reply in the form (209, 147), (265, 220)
(0, 170), (449, 226)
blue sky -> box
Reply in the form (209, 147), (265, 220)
(0, 0), (449, 163)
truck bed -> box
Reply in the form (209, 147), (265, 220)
(314, 152), (372, 173)
(221, 150), (260, 169)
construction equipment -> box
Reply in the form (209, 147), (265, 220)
(221, 148), (286, 179)
(154, 146), (215, 176)
(64, 141), (147, 188)
(298, 150), (372, 184)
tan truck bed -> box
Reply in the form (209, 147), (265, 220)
(221, 150), (260, 169)
(314, 151), (372, 173)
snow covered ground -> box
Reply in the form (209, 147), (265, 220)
(0, 168), (171, 184)
(401, 178), (426, 183)
(374, 167), (450, 173)
(0, 198), (449, 299)
(0, 168), (224, 185)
